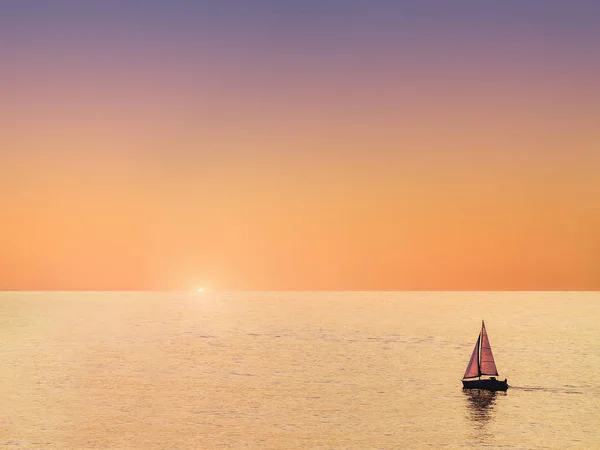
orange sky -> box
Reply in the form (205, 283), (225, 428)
(2, 1), (600, 290)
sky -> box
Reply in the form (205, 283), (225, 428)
(2, 0), (600, 290)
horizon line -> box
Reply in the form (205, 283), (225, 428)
(1, 289), (598, 293)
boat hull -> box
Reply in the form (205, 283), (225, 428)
(462, 378), (508, 391)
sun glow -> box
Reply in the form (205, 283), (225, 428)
(196, 287), (204, 293)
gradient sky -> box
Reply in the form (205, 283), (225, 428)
(2, 0), (600, 290)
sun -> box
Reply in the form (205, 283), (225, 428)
(196, 287), (204, 293)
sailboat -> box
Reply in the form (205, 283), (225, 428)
(462, 320), (509, 391)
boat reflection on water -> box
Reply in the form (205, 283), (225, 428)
(463, 388), (507, 442)
(463, 389), (499, 423)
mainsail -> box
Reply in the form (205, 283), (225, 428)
(480, 321), (499, 376)
(463, 320), (499, 379)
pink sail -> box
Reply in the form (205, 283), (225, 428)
(480, 322), (499, 376)
(463, 334), (480, 379)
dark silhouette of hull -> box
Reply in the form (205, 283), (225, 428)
(462, 378), (508, 391)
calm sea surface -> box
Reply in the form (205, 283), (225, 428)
(0, 291), (598, 449)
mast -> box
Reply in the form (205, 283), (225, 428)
(478, 320), (483, 379)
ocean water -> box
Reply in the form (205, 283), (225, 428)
(0, 291), (598, 449)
